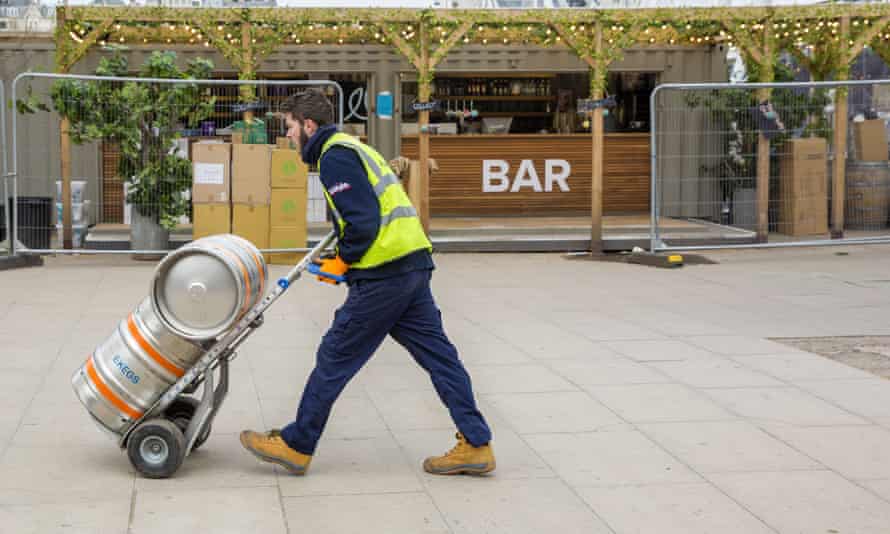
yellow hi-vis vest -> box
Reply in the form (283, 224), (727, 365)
(319, 132), (432, 270)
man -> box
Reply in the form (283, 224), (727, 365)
(240, 89), (495, 476)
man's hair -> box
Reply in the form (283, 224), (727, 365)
(282, 89), (333, 126)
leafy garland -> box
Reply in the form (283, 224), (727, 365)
(56, 5), (890, 100)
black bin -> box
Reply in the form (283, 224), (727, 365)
(7, 197), (52, 250)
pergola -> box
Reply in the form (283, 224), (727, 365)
(53, 4), (890, 250)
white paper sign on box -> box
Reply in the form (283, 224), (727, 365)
(194, 163), (225, 185)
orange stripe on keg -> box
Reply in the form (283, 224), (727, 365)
(126, 314), (185, 378)
(85, 356), (143, 421)
(214, 245), (252, 317)
(249, 249), (265, 288)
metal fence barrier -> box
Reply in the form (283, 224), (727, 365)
(651, 80), (890, 252)
(11, 70), (343, 256)
(0, 79), (17, 259)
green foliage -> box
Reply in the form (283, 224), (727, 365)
(38, 51), (216, 230)
(685, 59), (832, 193)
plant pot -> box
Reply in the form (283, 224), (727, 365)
(130, 209), (169, 261)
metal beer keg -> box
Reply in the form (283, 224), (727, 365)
(72, 297), (204, 434)
(151, 234), (267, 340)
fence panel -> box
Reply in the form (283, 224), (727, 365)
(12, 73), (343, 255)
(0, 78), (9, 257)
(651, 80), (890, 251)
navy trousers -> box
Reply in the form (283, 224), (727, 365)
(280, 269), (492, 454)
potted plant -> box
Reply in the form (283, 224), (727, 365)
(21, 48), (215, 258)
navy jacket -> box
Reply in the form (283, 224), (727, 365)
(301, 124), (434, 283)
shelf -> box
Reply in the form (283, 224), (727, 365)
(434, 73), (557, 79)
(478, 112), (552, 118)
(435, 95), (555, 101)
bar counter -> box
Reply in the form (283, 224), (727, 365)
(399, 133), (651, 216)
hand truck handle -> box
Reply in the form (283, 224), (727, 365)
(276, 230), (339, 289)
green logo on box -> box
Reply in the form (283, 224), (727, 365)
(282, 160), (298, 176)
(282, 199), (297, 214)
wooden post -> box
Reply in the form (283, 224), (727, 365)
(57, 8), (72, 249)
(60, 118), (72, 249)
(756, 29), (773, 243)
(832, 16), (851, 239)
(240, 21), (255, 111)
(756, 128), (770, 242)
(590, 22), (604, 253)
(832, 91), (848, 238)
(418, 22), (431, 235)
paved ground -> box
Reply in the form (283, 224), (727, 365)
(3, 244), (890, 533)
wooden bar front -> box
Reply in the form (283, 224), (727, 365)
(400, 133), (650, 216)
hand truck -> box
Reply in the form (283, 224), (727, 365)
(120, 231), (337, 478)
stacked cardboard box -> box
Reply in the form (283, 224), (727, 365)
(191, 137), (309, 265)
(192, 142), (232, 239)
(269, 146), (309, 264)
(854, 119), (889, 161)
(232, 144), (272, 250)
(779, 137), (828, 236)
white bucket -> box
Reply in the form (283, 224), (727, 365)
(56, 202), (85, 224)
(56, 180), (87, 203)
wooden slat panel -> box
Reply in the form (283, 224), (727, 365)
(102, 142), (123, 224)
(399, 134), (650, 216)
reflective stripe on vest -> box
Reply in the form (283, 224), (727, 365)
(320, 133), (431, 269)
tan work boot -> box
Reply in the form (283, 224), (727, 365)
(423, 432), (495, 475)
(240, 430), (312, 475)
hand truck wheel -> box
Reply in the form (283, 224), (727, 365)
(164, 396), (212, 451)
(127, 418), (186, 479)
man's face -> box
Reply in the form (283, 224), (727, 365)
(285, 114), (315, 151)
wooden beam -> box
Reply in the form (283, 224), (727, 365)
(756, 27), (773, 243)
(240, 22), (255, 104)
(429, 20), (474, 70)
(56, 17), (114, 73)
(381, 25), (422, 71)
(833, 16), (851, 239)
(60, 118), (72, 249)
(850, 15), (890, 59)
(590, 20), (604, 254)
(552, 23), (596, 70)
(418, 21), (431, 235)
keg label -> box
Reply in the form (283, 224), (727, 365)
(112, 355), (141, 385)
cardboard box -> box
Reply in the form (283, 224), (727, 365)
(231, 132), (244, 144)
(271, 188), (308, 227)
(192, 143), (231, 204)
(271, 149), (308, 189)
(854, 119), (889, 161)
(193, 203), (230, 240)
(779, 137), (828, 236)
(276, 137), (295, 150)
(232, 144), (272, 204)
(268, 225), (307, 265)
(232, 203), (270, 250)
